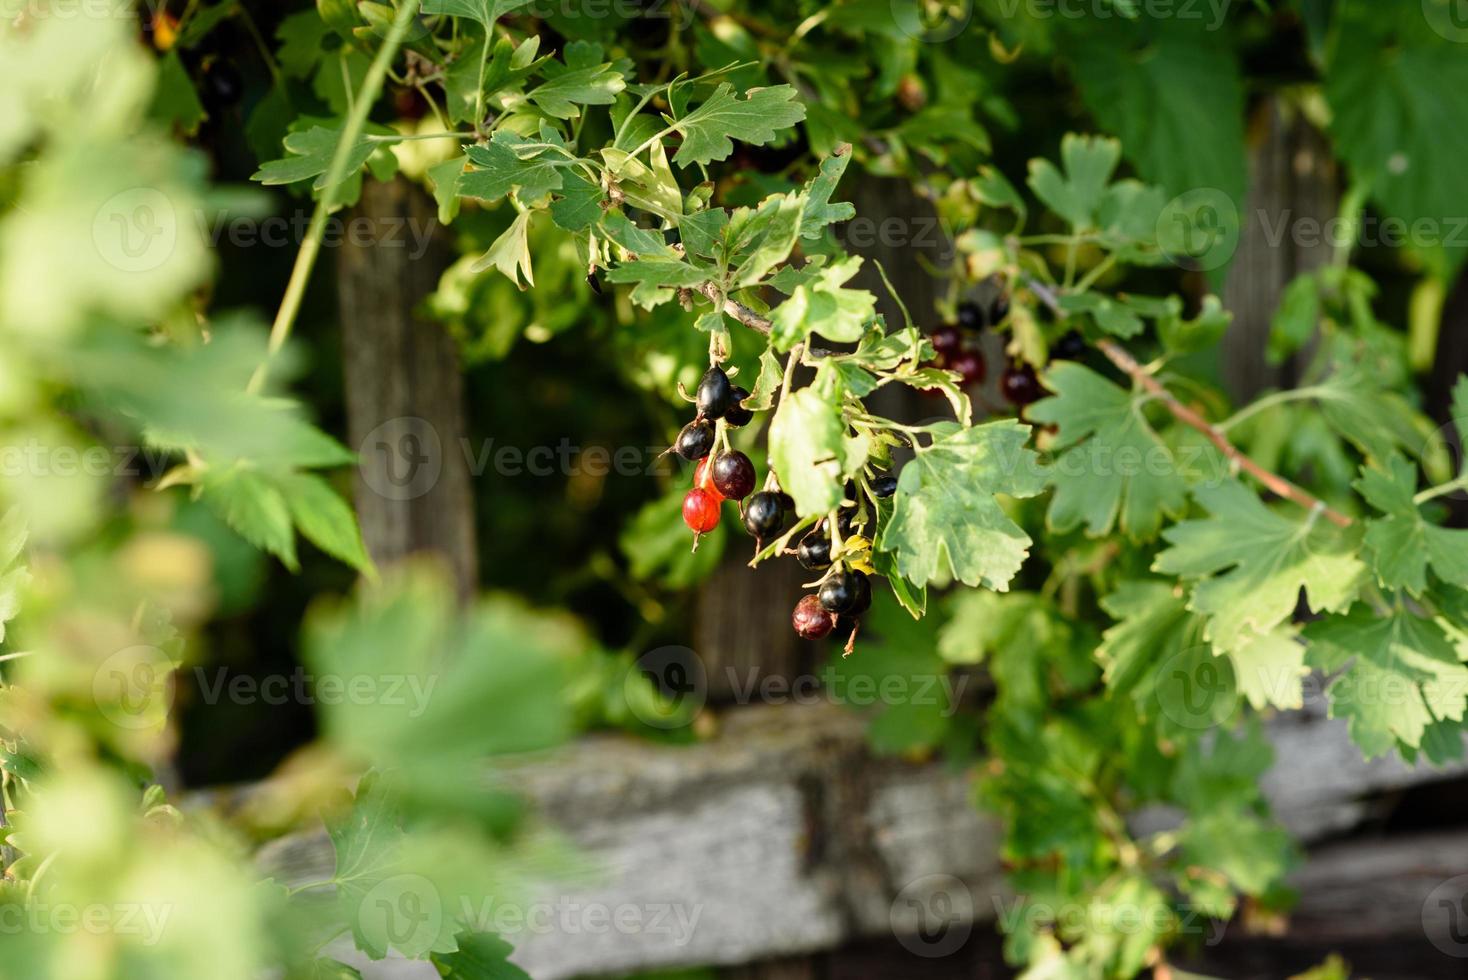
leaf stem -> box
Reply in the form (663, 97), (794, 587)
(1026, 277), (1354, 528)
(1216, 385), (1330, 433)
(247, 0), (422, 395)
(1416, 475), (1468, 506)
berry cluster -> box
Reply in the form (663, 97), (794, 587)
(668, 364), (900, 655)
(673, 366), (757, 538)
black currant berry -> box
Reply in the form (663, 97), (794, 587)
(871, 474), (898, 498)
(792, 594), (835, 640)
(930, 324), (963, 358)
(775, 491), (796, 513)
(956, 301), (984, 333)
(818, 568), (863, 615)
(797, 531), (832, 570)
(743, 491), (785, 539)
(1000, 363), (1043, 407)
(696, 366), (734, 420)
(847, 571), (872, 616)
(674, 420), (715, 460)
(836, 507), (855, 538)
(711, 451), (756, 500)
(1052, 331), (1086, 361)
(724, 386), (754, 427)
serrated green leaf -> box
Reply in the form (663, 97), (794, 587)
(877, 420), (1047, 591)
(547, 169), (604, 231)
(668, 83), (807, 167)
(1356, 455), (1468, 596)
(252, 124), (390, 190)
(768, 366), (855, 518)
(460, 132), (566, 203)
(419, 0), (533, 25)
(1028, 362), (1191, 539)
(202, 468), (299, 571)
(431, 932), (531, 980)
(428, 155), (467, 224)
(619, 481), (726, 588)
(799, 147), (855, 238)
(149, 51), (207, 135)
(1155, 481), (1365, 652)
(734, 192), (805, 287)
(1026, 133), (1120, 230)
(528, 43), (626, 119)
(274, 472), (373, 574)
(470, 211), (535, 287)
(1306, 606), (1468, 758)
(768, 256), (875, 351)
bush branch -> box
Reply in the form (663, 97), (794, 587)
(1025, 279), (1354, 528)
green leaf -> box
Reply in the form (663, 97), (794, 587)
(431, 932), (531, 980)
(419, 0), (533, 25)
(274, 472), (374, 574)
(1306, 606), (1468, 758)
(799, 146), (856, 238)
(201, 467), (299, 571)
(547, 169), (604, 231)
(767, 366), (856, 518)
(470, 211), (535, 288)
(1026, 133), (1121, 230)
(1063, 18), (1247, 215)
(1028, 362), (1191, 540)
(460, 132), (567, 203)
(428, 155), (467, 224)
(252, 124), (391, 190)
(1356, 455), (1468, 596)
(1155, 481), (1365, 652)
(668, 83), (807, 167)
(276, 10), (332, 78)
(149, 51), (207, 135)
(1268, 273), (1320, 364)
(733, 192), (806, 287)
(1326, 0), (1468, 272)
(528, 42), (626, 119)
(768, 256), (876, 351)
(876, 420), (1047, 591)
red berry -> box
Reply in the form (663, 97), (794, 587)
(694, 457), (723, 498)
(930, 324), (962, 358)
(1001, 362), (1043, 406)
(792, 594), (835, 639)
(682, 488), (721, 533)
(711, 450), (756, 500)
(948, 349), (986, 386)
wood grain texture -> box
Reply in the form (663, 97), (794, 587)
(337, 177), (478, 600)
(250, 701), (1468, 979)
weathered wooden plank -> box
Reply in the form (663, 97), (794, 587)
(251, 701), (1468, 978)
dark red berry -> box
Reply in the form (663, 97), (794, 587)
(724, 386), (754, 427)
(587, 271), (604, 295)
(798, 531), (832, 570)
(696, 366), (734, 420)
(1000, 363), (1043, 407)
(871, 474), (898, 498)
(949, 349), (986, 386)
(682, 488), (721, 533)
(675, 420), (715, 460)
(930, 324), (963, 358)
(956, 300), (984, 332)
(819, 568), (862, 614)
(775, 492), (796, 512)
(793, 594), (835, 640)
(1052, 331), (1086, 361)
(743, 491), (785, 539)
(711, 451), (756, 500)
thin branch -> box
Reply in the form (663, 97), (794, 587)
(697, 282), (771, 334)
(1025, 279), (1354, 529)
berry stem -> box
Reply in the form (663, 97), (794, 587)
(1024, 277), (1354, 529)
(248, 0), (422, 395)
